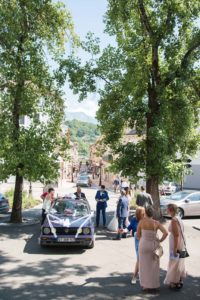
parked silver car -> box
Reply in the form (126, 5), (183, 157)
(76, 175), (92, 187)
(160, 191), (200, 218)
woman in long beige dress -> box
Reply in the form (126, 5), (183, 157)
(137, 206), (168, 291)
(164, 204), (186, 289)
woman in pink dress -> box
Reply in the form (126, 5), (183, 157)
(164, 204), (187, 289)
(137, 206), (168, 292)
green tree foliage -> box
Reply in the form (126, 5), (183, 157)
(0, 0), (76, 222)
(60, 1), (200, 216)
(65, 119), (100, 157)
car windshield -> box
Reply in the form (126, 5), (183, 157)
(53, 199), (90, 217)
(167, 191), (190, 201)
(163, 181), (175, 186)
(79, 176), (88, 180)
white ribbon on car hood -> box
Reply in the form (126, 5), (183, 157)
(45, 213), (92, 239)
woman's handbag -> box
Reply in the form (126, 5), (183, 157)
(177, 249), (189, 258)
(153, 221), (164, 258)
(154, 244), (164, 258)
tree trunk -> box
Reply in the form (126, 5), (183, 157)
(146, 43), (161, 217)
(10, 170), (23, 223)
(146, 176), (160, 219)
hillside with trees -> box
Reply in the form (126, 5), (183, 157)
(65, 119), (100, 157)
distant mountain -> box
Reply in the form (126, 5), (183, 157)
(65, 111), (98, 124)
(64, 119), (100, 157)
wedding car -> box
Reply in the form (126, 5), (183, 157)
(39, 195), (95, 248)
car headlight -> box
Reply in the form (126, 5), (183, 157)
(64, 228), (69, 233)
(77, 228), (82, 234)
(83, 227), (90, 235)
(43, 227), (51, 234)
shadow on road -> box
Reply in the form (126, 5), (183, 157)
(0, 253), (199, 300)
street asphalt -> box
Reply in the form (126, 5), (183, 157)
(0, 181), (200, 300)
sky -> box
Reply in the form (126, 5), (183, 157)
(62, 0), (115, 118)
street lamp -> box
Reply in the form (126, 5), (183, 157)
(99, 160), (103, 186)
(29, 181), (32, 196)
(71, 163), (74, 183)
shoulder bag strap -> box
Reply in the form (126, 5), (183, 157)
(176, 217), (186, 248)
(153, 220), (157, 249)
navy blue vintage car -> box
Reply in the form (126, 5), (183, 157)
(39, 196), (95, 248)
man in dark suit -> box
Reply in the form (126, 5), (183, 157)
(136, 186), (153, 207)
(74, 186), (86, 200)
(95, 185), (109, 228)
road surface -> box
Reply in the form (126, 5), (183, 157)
(0, 182), (200, 300)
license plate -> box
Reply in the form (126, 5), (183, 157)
(57, 238), (76, 242)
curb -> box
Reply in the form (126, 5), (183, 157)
(0, 217), (40, 227)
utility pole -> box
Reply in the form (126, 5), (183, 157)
(29, 181), (32, 196)
(99, 161), (103, 186)
(71, 163), (74, 183)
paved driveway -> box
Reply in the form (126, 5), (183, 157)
(0, 184), (200, 300)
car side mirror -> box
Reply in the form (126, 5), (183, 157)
(185, 199), (190, 203)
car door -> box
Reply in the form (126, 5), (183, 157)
(186, 193), (200, 216)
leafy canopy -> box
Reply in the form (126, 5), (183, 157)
(0, 0), (77, 182)
(60, 1), (200, 185)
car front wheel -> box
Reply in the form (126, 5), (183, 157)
(177, 207), (184, 219)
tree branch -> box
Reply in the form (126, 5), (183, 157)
(138, 0), (153, 37)
(164, 33), (200, 87)
(191, 80), (200, 99)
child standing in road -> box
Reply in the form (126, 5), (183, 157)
(127, 206), (145, 284)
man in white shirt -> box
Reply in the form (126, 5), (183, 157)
(41, 188), (55, 225)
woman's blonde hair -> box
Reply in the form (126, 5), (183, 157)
(167, 203), (178, 214)
(135, 206), (145, 221)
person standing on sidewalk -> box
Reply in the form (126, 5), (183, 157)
(95, 185), (109, 228)
(127, 207), (145, 284)
(115, 189), (129, 240)
(164, 204), (187, 290)
(136, 186), (153, 208)
(113, 177), (120, 193)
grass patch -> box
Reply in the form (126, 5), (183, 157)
(5, 189), (41, 210)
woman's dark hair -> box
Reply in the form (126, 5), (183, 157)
(145, 206), (154, 218)
(48, 187), (54, 193)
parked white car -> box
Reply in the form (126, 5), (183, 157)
(160, 191), (200, 218)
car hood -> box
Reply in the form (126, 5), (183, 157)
(43, 213), (92, 228)
(160, 198), (182, 206)
(77, 179), (87, 182)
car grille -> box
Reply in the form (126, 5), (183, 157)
(56, 227), (79, 235)
(43, 227), (83, 235)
